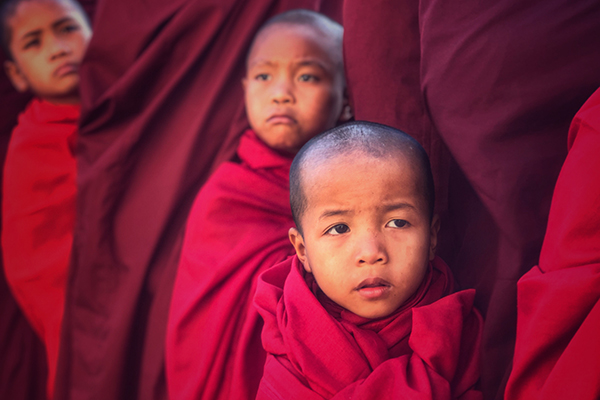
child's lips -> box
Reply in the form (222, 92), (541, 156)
(267, 114), (296, 124)
(54, 63), (78, 78)
(355, 277), (391, 299)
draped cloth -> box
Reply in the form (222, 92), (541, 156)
(342, 1), (600, 398)
(504, 88), (600, 400)
(2, 99), (79, 399)
(255, 256), (483, 400)
(166, 130), (295, 400)
(55, 1), (342, 399)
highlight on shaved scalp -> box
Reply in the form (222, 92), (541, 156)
(290, 121), (436, 233)
(246, 8), (343, 69)
(0, 0), (89, 60)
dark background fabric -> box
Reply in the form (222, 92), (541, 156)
(54, 1), (342, 399)
(343, 0), (600, 399)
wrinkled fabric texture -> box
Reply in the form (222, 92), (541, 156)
(505, 88), (600, 400)
(55, 1), (342, 399)
(343, 1), (600, 398)
(255, 256), (483, 400)
(166, 130), (295, 400)
(2, 99), (79, 399)
(0, 55), (47, 400)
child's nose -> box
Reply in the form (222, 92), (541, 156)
(49, 37), (71, 60)
(271, 79), (294, 104)
(355, 231), (388, 265)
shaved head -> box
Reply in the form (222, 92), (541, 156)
(247, 9), (343, 73)
(290, 121), (435, 233)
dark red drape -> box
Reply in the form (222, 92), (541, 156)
(343, 1), (600, 399)
(55, 1), (342, 399)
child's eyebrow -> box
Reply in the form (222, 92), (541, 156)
(318, 209), (350, 220)
(52, 17), (76, 29)
(382, 202), (416, 212)
(20, 29), (42, 42)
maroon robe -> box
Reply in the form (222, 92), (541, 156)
(255, 256), (483, 400)
(167, 129), (295, 400)
(343, 1), (600, 398)
(55, 1), (342, 399)
(504, 87), (600, 400)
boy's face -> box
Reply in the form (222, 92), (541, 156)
(4, 0), (91, 104)
(289, 152), (439, 319)
(243, 23), (349, 154)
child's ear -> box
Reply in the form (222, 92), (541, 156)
(429, 214), (441, 261)
(4, 61), (29, 93)
(289, 227), (311, 273)
(242, 77), (248, 92)
(338, 89), (353, 123)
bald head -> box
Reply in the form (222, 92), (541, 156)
(290, 121), (435, 233)
(247, 9), (343, 73)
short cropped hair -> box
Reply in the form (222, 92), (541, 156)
(290, 121), (435, 233)
(246, 8), (343, 70)
(0, 0), (89, 60)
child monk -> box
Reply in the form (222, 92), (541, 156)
(254, 121), (483, 399)
(0, 0), (91, 396)
(166, 9), (352, 400)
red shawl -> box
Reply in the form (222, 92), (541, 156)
(2, 98), (79, 398)
(505, 88), (600, 400)
(254, 255), (483, 400)
(166, 129), (296, 400)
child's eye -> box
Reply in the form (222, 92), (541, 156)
(23, 39), (40, 50)
(61, 24), (80, 33)
(328, 224), (349, 235)
(254, 73), (271, 81)
(298, 74), (319, 82)
(386, 219), (409, 228)
(326, 224), (349, 235)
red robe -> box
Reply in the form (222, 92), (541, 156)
(342, 2), (600, 397)
(504, 88), (600, 400)
(254, 256), (483, 400)
(2, 98), (79, 398)
(55, 2), (342, 399)
(166, 130), (296, 400)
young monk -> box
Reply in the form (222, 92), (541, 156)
(0, 0), (91, 396)
(505, 87), (600, 400)
(254, 121), (483, 399)
(166, 9), (352, 400)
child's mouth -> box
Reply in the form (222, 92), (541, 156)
(267, 115), (296, 124)
(355, 278), (391, 299)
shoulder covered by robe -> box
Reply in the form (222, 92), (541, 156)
(166, 130), (296, 400)
(254, 255), (483, 400)
(505, 87), (600, 400)
(2, 98), (78, 397)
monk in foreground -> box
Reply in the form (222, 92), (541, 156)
(254, 121), (483, 399)
(166, 9), (351, 400)
(0, 0), (91, 397)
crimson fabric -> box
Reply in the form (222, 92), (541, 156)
(504, 88), (600, 400)
(255, 256), (483, 400)
(0, 55), (47, 400)
(55, 1), (342, 399)
(343, 1), (600, 398)
(2, 98), (79, 398)
(167, 129), (295, 399)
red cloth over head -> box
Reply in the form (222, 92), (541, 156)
(505, 88), (600, 400)
(166, 129), (296, 400)
(254, 255), (483, 400)
(2, 98), (79, 398)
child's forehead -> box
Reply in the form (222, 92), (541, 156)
(249, 22), (338, 64)
(9, 0), (82, 28)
